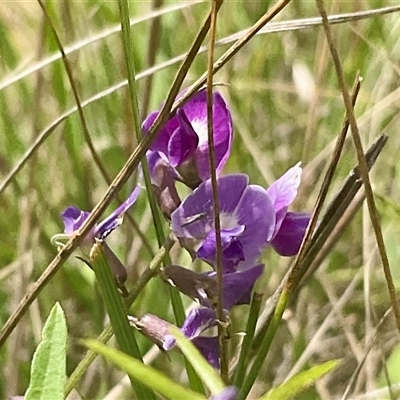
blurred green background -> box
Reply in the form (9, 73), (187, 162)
(1, 1), (400, 399)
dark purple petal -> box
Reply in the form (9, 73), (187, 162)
(184, 91), (232, 181)
(181, 307), (217, 340)
(235, 184), (276, 270)
(210, 387), (239, 400)
(163, 307), (217, 351)
(171, 174), (248, 240)
(168, 109), (199, 168)
(197, 229), (245, 273)
(271, 212), (310, 256)
(221, 264), (264, 309)
(192, 336), (220, 369)
(61, 206), (90, 234)
(266, 163), (302, 235)
(142, 110), (179, 154)
(95, 185), (141, 239)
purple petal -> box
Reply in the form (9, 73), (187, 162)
(95, 185), (141, 239)
(183, 91), (232, 181)
(163, 307), (217, 351)
(142, 110), (179, 154)
(197, 229), (245, 273)
(168, 109), (199, 167)
(266, 162), (302, 212)
(61, 206), (90, 234)
(181, 307), (217, 340)
(221, 264), (264, 309)
(235, 185), (276, 270)
(211, 387), (239, 400)
(271, 212), (310, 256)
(171, 174), (248, 240)
(192, 336), (220, 369)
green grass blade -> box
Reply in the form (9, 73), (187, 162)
(25, 302), (67, 400)
(172, 327), (226, 395)
(259, 360), (341, 400)
(232, 292), (262, 387)
(90, 240), (156, 400)
(83, 339), (206, 400)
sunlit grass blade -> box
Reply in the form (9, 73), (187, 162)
(25, 302), (67, 400)
(259, 359), (341, 400)
(83, 339), (206, 400)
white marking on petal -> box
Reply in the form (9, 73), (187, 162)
(191, 118), (208, 146)
(220, 213), (239, 230)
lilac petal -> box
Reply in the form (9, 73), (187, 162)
(235, 185), (276, 270)
(168, 109), (199, 168)
(61, 206), (90, 234)
(181, 307), (217, 340)
(211, 387), (239, 400)
(266, 162), (302, 212)
(271, 212), (310, 256)
(266, 162), (302, 235)
(192, 336), (220, 369)
(222, 264), (264, 309)
(171, 174), (248, 240)
(95, 185), (141, 239)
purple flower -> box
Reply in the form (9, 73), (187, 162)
(163, 264), (264, 309)
(143, 89), (233, 189)
(266, 163), (310, 256)
(54, 186), (141, 294)
(171, 174), (275, 272)
(61, 185), (141, 242)
(163, 264), (264, 367)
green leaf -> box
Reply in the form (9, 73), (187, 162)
(260, 359), (341, 400)
(25, 302), (67, 400)
(83, 339), (206, 400)
(171, 327), (226, 395)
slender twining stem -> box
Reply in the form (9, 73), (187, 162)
(205, 0), (228, 383)
(0, 0), (290, 349)
(315, 0), (400, 336)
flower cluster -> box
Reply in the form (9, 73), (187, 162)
(54, 88), (309, 382)
(137, 89), (310, 369)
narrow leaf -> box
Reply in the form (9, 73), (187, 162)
(84, 339), (206, 400)
(25, 302), (67, 400)
(260, 359), (341, 400)
(90, 240), (156, 400)
(172, 327), (226, 395)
